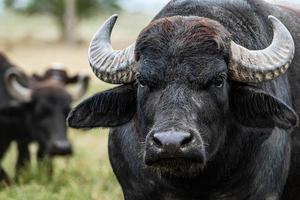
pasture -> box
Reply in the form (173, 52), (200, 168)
(0, 11), (152, 200)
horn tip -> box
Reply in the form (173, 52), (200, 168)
(267, 15), (280, 24)
(108, 14), (118, 23)
(268, 15), (275, 20)
(111, 14), (118, 19)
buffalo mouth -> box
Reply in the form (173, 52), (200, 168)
(49, 149), (73, 157)
(147, 157), (205, 178)
(48, 141), (73, 157)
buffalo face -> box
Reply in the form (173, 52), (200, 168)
(30, 89), (73, 157)
(134, 17), (231, 177)
(139, 70), (228, 176)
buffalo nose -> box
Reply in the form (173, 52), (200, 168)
(51, 141), (73, 156)
(153, 131), (192, 149)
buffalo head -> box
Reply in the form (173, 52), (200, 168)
(5, 64), (89, 156)
(68, 15), (297, 177)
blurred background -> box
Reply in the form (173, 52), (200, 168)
(0, 1), (167, 199)
(0, 0), (299, 200)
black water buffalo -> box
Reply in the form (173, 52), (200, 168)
(0, 54), (89, 184)
(68, 0), (300, 199)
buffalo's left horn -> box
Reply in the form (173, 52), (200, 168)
(229, 15), (295, 82)
(5, 68), (32, 101)
(69, 73), (89, 101)
(88, 14), (136, 84)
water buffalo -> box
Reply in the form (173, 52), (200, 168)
(0, 54), (89, 184)
(68, 0), (300, 199)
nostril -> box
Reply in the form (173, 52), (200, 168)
(152, 131), (193, 148)
(153, 134), (163, 147)
(180, 134), (192, 146)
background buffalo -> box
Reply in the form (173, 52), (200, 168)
(0, 0), (147, 198)
(0, 54), (89, 184)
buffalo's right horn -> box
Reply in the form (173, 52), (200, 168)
(88, 14), (136, 84)
(4, 68), (32, 101)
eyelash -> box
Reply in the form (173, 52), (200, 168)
(138, 80), (146, 88)
(214, 79), (224, 88)
(212, 74), (226, 88)
(136, 73), (147, 88)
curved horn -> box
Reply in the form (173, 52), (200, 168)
(229, 15), (295, 82)
(5, 68), (32, 101)
(88, 14), (136, 84)
(69, 73), (89, 101)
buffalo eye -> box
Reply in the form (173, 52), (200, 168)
(212, 73), (226, 88)
(136, 73), (146, 88)
(214, 79), (224, 88)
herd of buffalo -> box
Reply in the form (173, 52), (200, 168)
(1, 0), (300, 199)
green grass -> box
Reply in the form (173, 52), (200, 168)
(0, 82), (123, 200)
(0, 132), (123, 200)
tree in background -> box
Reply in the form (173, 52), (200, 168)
(5, 0), (120, 43)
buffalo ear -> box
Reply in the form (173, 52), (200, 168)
(230, 86), (298, 129)
(67, 84), (136, 129)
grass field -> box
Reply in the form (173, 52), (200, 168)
(0, 11), (153, 200)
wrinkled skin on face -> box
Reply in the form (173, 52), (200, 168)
(134, 16), (231, 177)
